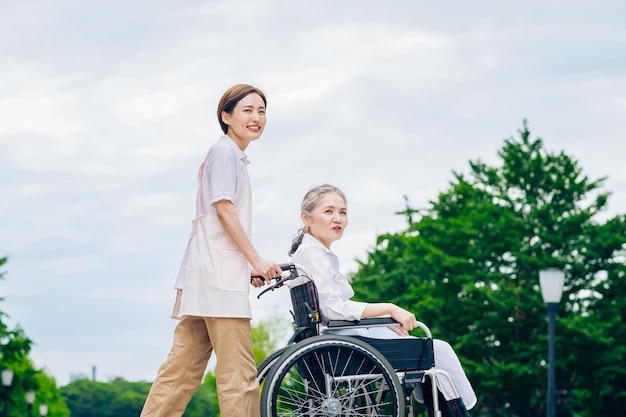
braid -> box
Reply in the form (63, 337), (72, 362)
(288, 227), (307, 256)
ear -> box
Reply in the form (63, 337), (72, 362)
(221, 110), (230, 126)
(300, 211), (310, 227)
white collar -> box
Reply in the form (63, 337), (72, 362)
(302, 233), (332, 254)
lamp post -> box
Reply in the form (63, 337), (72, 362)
(26, 391), (36, 417)
(1, 369), (13, 417)
(39, 404), (48, 417)
(539, 267), (565, 417)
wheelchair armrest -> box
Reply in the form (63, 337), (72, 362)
(326, 317), (398, 329)
(326, 319), (433, 338)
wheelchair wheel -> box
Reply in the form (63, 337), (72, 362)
(258, 346), (291, 384)
(261, 334), (406, 417)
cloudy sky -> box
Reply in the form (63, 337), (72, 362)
(1, 0), (624, 386)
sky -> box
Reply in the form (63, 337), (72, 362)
(1, 0), (625, 386)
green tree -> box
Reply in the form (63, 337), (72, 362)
(0, 256), (70, 417)
(60, 377), (152, 417)
(350, 122), (626, 417)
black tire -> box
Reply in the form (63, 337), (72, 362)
(258, 345), (291, 384)
(260, 334), (406, 417)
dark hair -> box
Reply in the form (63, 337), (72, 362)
(288, 184), (347, 256)
(217, 84), (267, 134)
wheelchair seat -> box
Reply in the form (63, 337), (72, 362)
(288, 279), (435, 372)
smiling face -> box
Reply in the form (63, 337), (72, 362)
(303, 192), (348, 249)
(221, 92), (266, 150)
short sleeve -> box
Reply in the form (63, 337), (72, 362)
(201, 152), (239, 212)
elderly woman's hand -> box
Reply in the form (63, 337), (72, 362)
(390, 304), (418, 333)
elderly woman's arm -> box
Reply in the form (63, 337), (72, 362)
(362, 303), (418, 334)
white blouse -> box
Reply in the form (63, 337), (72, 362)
(290, 234), (367, 322)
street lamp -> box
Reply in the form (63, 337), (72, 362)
(1, 369), (13, 417)
(39, 404), (48, 417)
(26, 391), (36, 417)
(539, 267), (565, 417)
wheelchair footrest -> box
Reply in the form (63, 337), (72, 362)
(404, 371), (426, 388)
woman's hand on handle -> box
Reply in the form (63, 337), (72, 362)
(250, 259), (283, 285)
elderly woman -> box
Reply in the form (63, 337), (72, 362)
(288, 184), (477, 414)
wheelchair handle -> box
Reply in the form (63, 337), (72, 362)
(250, 262), (293, 281)
(253, 263), (311, 299)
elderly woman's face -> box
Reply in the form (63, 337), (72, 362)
(303, 192), (348, 249)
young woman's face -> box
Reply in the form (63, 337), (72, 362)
(221, 92), (266, 149)
(303, 192), (348, 249)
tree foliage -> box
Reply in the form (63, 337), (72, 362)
(0, 256), (70, 417)
(61, 378), (151, 417)
(350, 122), (626, 417)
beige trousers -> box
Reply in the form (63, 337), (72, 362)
(140, 316), (260, 417)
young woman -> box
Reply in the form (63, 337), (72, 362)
(141, 84), (282, 417)
(288, 184), (477, 412)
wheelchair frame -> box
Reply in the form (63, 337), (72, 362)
(256, 263), (466, 417)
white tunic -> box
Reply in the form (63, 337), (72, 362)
(172, 136), (253, 319)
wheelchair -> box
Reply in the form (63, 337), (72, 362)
(255, 263), (470, 417)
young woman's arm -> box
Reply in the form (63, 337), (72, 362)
(215, 199), (281, 281)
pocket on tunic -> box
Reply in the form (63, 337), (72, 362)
(218, 248), (249, 292)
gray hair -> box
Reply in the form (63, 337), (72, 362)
(288, 184), (347, 256)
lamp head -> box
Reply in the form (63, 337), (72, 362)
(539, 267), (565, 304)
(26, 390), (36, 404)
(1, 369), (13, 387)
